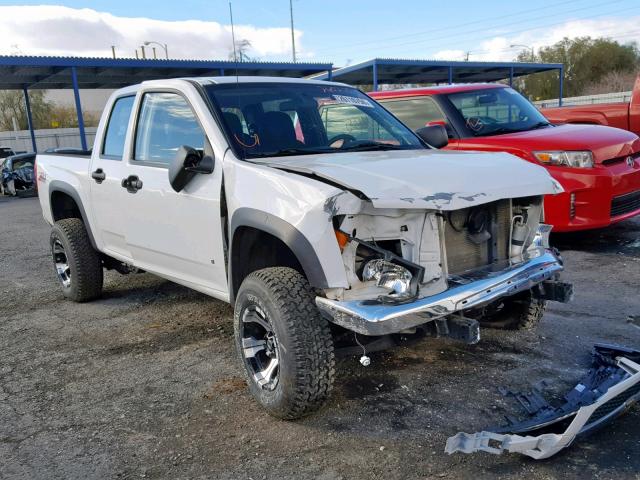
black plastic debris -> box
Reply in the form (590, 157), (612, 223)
(446, 344), (640, 459)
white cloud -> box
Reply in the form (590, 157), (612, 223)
(432, 16), (640, 61)
(0, 5), (301, 60)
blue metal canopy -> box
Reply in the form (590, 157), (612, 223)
(0, 55), (333, 89)
(0, 55), (333, 153)
(316, 58), (564, 97)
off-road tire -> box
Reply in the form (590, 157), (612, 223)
(50, 218), (103, 302)
(476, 290), (546, 330)
(234, 267), (335, 420)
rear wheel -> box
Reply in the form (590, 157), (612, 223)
(50, 218), (103, 302)
(234, 267), (335, 419)
(475, 291), (546, 330)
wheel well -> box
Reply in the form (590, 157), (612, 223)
(231, 226), (304, 300)
(51, 191), (82, 221)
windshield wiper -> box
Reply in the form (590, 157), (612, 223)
(529, 121), (552, 130)
(248, 147), (333, 158)
(481, 122), (552, 136)
(338, 141), (410, 151)
(479, 127), (523, 136)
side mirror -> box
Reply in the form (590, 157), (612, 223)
(415, 125), (449, 149)
(168, 145), (215, 193)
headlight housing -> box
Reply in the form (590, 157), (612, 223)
(533, 151), (594, 168)
(362, 259), (413, 298)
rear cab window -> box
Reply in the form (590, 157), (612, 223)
(101, 96), (135, 159)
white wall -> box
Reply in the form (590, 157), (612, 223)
(0, 127), (97, 152)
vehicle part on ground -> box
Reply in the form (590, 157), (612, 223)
(445, 344), (640, 460)
(234, 267), (335, 420)
(50, 218), (103, 302)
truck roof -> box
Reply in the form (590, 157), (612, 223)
(369, 83), (505, 99)
(144, 76), (349, 88)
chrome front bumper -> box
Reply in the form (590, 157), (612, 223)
(316, 247), (564, 335)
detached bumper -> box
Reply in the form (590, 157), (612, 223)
(445, 344), (640, 460)
(316, 247), (565, 336)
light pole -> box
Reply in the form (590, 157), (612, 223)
(510, 44), (535, 61)
(144, 41), (169, 59)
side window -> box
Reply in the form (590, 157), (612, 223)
(134, 92), (205, 165)
(102, 96), (135, 159)
(381, 97), (445, 131)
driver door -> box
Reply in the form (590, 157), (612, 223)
(122, 91), (228, 297)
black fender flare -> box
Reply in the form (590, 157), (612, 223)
(229, 207), (329, 302)
(48, 180), (98, 250)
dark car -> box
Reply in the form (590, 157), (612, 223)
(1, 153), (36, 197)
(0, 146), (15, 159)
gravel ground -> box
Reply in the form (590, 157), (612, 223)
(1, 196), (639, 480)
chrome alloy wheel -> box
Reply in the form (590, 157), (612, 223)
(52, 238), (71, 288)
(241, 305), (279, 391)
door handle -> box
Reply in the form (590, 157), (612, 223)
(121, 175), (143, 193)
(91, 168), (106, 184)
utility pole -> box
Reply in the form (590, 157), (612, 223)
(140, 45), (147, 59)
(289, 0), (296, 63)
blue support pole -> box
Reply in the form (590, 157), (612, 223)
(558, 66), (564, 107)
(448, 66), (453, 85)
(372, 60), (378, 92)
(71, 66), (88, 151)
(327, 68), (333, 81)
(509, 66), (514, 86)
(23, 87), (37, 153)
(219, 68), (225, 76)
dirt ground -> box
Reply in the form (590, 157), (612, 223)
(1, 196), (639, 480)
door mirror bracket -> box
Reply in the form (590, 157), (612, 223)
(415, 125), (449, 149)
(168, 145), (215, 192)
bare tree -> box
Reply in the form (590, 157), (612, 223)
(228, 39), (256, 63)
(583, 70), (639, 95)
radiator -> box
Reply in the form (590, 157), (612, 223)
(444, 199), (511, 275)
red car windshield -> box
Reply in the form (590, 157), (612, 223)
(445, 88), (550, 137)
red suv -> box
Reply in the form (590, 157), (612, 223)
(370, 84), (640, 232)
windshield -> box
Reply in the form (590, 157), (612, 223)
(446, 87), (550, 137)
(205, 83), (423, 159)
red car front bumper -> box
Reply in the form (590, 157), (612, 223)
(544, 156), (640, 232)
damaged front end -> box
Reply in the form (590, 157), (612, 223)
(445, 344), (640, 460)
(316, 196), (571, 337)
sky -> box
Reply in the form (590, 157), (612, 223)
(0, 0), (639, 66)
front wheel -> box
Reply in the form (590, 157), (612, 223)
(50, 218), (103, 302)
(474, 291), (546, 330)
(234, 267), (335, 419)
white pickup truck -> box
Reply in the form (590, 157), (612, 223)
(36, 77), (571, 419)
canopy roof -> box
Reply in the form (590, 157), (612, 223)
(0, 55), (334, 89)
(316, 58), (563, 86)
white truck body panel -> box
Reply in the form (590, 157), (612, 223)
(261, 149), (563, 210)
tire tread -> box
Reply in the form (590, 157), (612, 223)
(51, 218), (103, 302)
